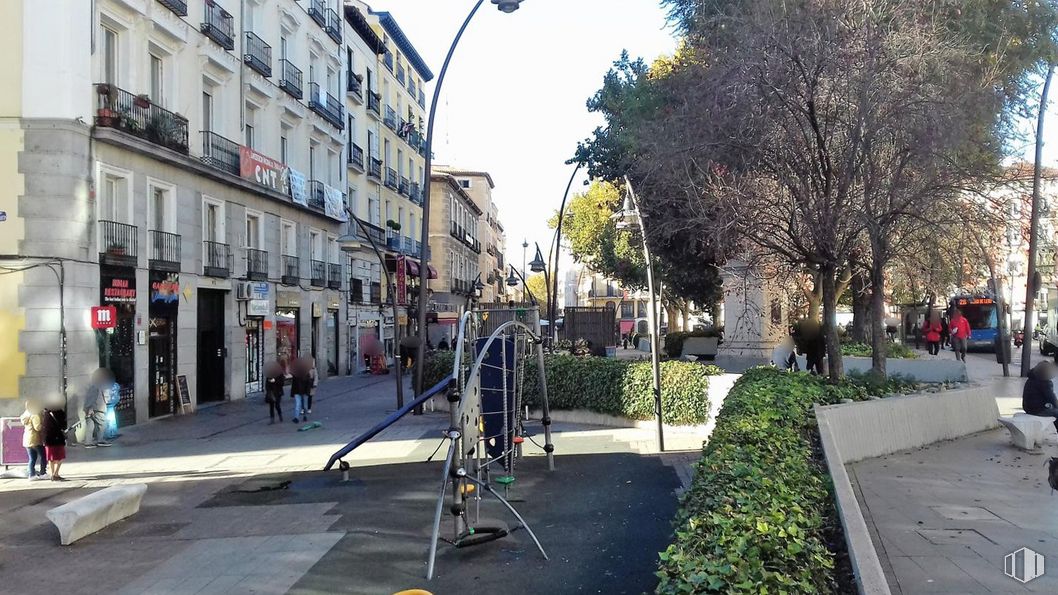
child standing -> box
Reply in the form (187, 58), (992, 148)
(19, 399), (46, 480)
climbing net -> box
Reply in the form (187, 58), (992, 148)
(426, 307), (555, 579)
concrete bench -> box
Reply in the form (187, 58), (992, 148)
(998, 413), (1058, 450)
(681, 337), (720, 360)
(46, 484), (147, 545)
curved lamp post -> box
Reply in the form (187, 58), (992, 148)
(612, 178), (664, 452)
(413, 0), (525, 399)
(338, 210), (404, 408)
(506, 265), (538, 305)
(547, 163), (582, 349)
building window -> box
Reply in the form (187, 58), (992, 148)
(149, 54), (164, 106)
(281, 221), (296, 255)
(202, 91), (214, 132)
(245, 106), (256, 149)
(245, 212), (262, 248)
(309, 145), (317, 178)
(99, 170), (130, 223)
(203, 198), (224, 243)
(101, 26), (118, 85)
(310, 230), (323, 260)
(459, 179), (471, 189)
(149, 185), (171, 232)
(280, 134), (288, 163)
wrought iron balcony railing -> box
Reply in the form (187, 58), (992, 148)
(200, 131), (240, 176)
(156, 0), (187, 17)
(346, 73), (363, 100)
(418, 89), (426, 108)
(399, 177), (410, 197)
(385, 168), (398, 190)
(308, 0), (326, 28)
(367, 92), (381, 117)
(384, 52), (393, 71)
(307, 180), (327, 212)
(98, 220), (138, 266)
(94, 84), (189, 154)
(409, 182), (421, 204)
(384, 106), (397, 130)
(279, 59), (303, 100)
(243, 31), (271, 77)
(282, 255), (300, 284)
(308, 82), (344, 130)
(310, 259), (326, 287)
(328, 263), (343, 289)
(325, 8), (342, 44)
(148, 230), (181, 271)
(203, 241), (231, 277)
(246, 248), (268, 281)
(348, 143), (365, 171)
(397, 65), (406, 86)
(368, 157), (383, 181)
(201, 0), (234, 50)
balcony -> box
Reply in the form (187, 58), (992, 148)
(360, 220), (387, 248)
(307, 180), (327, 212)
(307, 0), (326, 28)
(279, 59), (303, 100)
(156, 0), (187, 17)
(384, 52), (393, 71)
(94, 84), (189, 154)
(328, 263), (342, 290)
(348, 144), (365, 172)
(407, 129), (422, 151)
(346, 73), (363, 101)
(386, 231), (400, 251)
(325, 8), (342, 44)
(402, 237), (421, 257)
(98, 220), (138, 267)
(243, 32), (271, 77)
(246, 248), (268, 281)
(418, 137), (428, 157)
(200, 131), (240, 176)
(203, 241), (231, 278)
(409, 80), (417, 98)
(201, 0), (234, 51)
(397, 65), (406, 86)
(384, 106), (398, 130)
(367, 92), (381, 118)
(310, 259), (326, 287)
(399, 177), (410, 197)
(409, 182), (421, 204)
(148, 230), (181, 272)
(368, 158), (383, 182)
(385, 168), (399, 190)
(282, 255), (299, 285)
(308, 82), (344, 130)
(418, 89), (426, 108)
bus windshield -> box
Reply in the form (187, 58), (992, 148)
(959, 304), (997, 330)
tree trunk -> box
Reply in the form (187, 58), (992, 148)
(822, 266), (844, 380)
(806, 276), (822, 321)
(681, 302), (690, 331)
(851, 269), (870, 343)
(869, 258), (887, 378)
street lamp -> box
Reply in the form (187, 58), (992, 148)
(338, 210), (404, 408)
(413, 0), (523, 400)
(528, 243), (552, 345)
(548, 162), (582, 354)
(612, 177), (664, 452)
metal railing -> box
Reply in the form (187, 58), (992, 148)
(384, 52), (393, 71)
(200, 131), (240, 176)
(246, 248), (268, 280)
(325, 8), (342, 44)
(384, 106), (397, 130)
(98, 220), (138, 265)
(348, 143), (365, 170)
(279, 59), (303, 99)
(307, 180), (327, 212)
(203, 241), (231, 277)
(243, 31), (271, 77)
(410, 182), (420, 204)
(308, 0), (326, 27)
(346, 73), (363, 99)
(418, 89), (426, 108)
(308, 82), (344, 129)
(310, 259), (326, 287)
(385, 168), (398, 190)
(328, 263), (342, 289)
(367, 92), (381, 116)
(399, 177), (410, 196)
(157, 0), (187, 17)
(368, 157), (383, 180)
(409, 80), (417, 97)
(386, 230), (401, 251)
(282, 255), (300, 283)
(397, 65), (406, 85)
(148, 230), (181, 270)
(360, 220), (387, 247)
(94, 84), (189, 154)
(201, 0), (234, 50)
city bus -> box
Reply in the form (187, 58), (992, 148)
(950, 295), (999, 351)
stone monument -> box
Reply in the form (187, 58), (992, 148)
(715, 260), (788, 371)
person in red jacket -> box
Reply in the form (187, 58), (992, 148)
(922, 312), (943, 356)
(949, 308), (971, 361)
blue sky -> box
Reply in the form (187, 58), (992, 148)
(384, 0), (678, 272)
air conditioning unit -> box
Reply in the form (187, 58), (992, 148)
(235, 281), (253, 301)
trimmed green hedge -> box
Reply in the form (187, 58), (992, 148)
(840, 341), (917, 359)
(656, 368), (848, 594)
(422, 351), (720, 425)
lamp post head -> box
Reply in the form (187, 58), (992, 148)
(491, 0), (523, 13)
(506, 266), (519, 287)
(612, 193), (639, 232)
(337, 233), (363, 253)
(529, 244), (546, 273)
(522, 239), (528, 249)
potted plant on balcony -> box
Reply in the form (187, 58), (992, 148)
(133, 94), (151, 109)
(386, 220), (401, 231)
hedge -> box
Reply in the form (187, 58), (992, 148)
(422, 351), (721, 425)
(656, 368), (850, 594)
(840, 341), (917, 359)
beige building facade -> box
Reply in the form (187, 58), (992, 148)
(434, 166), (507, 302)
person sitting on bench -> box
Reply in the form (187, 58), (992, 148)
(1023, 361), (1058, 431)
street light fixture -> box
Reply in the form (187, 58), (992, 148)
(529, 246), (546, 273)
(414, 0), (522, 403)
(611, 178), (664, 452)
(506, 267), (519, 287)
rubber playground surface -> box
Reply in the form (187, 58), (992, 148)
(203, 452), (681, 594)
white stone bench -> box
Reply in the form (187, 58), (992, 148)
(681, 337), (720, 359)
(46, 484), (147, 545)
(998, 413), (1058, 450)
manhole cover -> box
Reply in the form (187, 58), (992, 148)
(930, 505), (1003, 521)
(918, 528), (995, 546)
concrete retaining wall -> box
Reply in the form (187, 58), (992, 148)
(842, 357), (968, 382)
(815, 384), (999, 464)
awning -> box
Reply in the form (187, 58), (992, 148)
(385, 256), (438, 279)
(619, 320), (635, 334)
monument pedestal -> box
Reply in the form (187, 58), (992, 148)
(715, 261), (788, 372)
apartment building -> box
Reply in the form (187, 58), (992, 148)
(434, 166), (508, 302)
(0, 0), (431, 422)
(425, 173), (481, 343)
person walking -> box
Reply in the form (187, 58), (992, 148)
(922, 312), (943, 356)
(950, 308), (971, 361)
(290, 357), (311, 423)
(305, 356), (318, 415)
(82, 368), (113, 448)
(264, 360), (285, 424)
(40, 404), (68, 481)
(939, 315), (950, 349)
(19, 399), (46, 480)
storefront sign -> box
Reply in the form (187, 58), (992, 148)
(102, 275), (136, 304)
(91, 306), (117, 329)
(323, 184), (348, 221)
(249, 282), (270, 300)
(247, 299), (270, 317)
(289, 168), (308, 207)
(312, 303), (322, 317)
(276, 292), (300, 308)
(150, 274), (180, 304)
(240, 146), (290, 194)
(396, 255), (407, 306)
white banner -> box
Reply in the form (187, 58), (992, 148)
(324, 183), (348, 221)
(289, 168), (308, 207)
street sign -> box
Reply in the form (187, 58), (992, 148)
(90, 306), (117, 329)
(396, 255), (407, 306)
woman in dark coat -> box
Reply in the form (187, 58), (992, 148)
(40, 405), (68, 481)
(264, 359), (286, 424)
(1023, 361), (1058, 431)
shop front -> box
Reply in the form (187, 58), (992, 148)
(326, 297), (340, 376)
(243, 281), (270, 395)
(98, 265), (137, 427)
(276, 291), (301, 364)
(148, 272), (179, 418)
